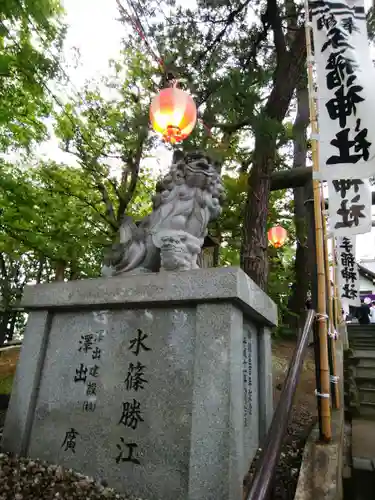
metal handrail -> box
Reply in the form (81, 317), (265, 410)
(244, 308), (316, 500)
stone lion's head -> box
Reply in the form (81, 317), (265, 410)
(153, 151), (225, 208)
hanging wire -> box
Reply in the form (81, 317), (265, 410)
(127, 0), (164, 68)
(116, 0), (216, 139)
(116, 0), (165, 70)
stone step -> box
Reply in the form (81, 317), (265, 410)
(357, 380), (375, 390)
(353, 350), (375, 359)
(351, 345), (375, 351)
(349, 332), (375, 337)
(358, 402), (375, 419)
(348, 325), (375, 330)
(359, 388), (375, 404)
(358, 361), (375, 370)
(352, 419), (375, 474)
(356, 367), (375, 379)
(348, 323), (375, 327)
(357, 360), (375, 370)
(349, 331), (375, 336)
(348, 329), (375, 336)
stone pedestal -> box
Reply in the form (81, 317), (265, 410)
(2, 267), (276, 500)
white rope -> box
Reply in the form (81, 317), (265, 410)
(315, 389), (330, 399)
(315, 313), (329, 322)
(328, 328), (338, 339)
(330, 376), (339, 384)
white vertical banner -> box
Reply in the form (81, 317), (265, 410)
(328, 178), (371, 235)
(336, 235), (360, 306)
(310, 0), (375, 181)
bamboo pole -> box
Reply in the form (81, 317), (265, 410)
(320, 194), (340, 409)
(304, 10), (332, 440)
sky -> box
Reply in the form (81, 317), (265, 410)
(38, 0), (375, 261)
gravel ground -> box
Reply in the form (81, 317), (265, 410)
(0, 453), (143, 500)
(243, 342), (317, 500)
(0, 405), (314, 500)
(244, 404), (315, 500)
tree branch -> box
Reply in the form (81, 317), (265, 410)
(117, 128), (147, 222)
(97, 182), (117, 227)
(209, 118), (253, 133)
(73, 137), (118, 227)
(108, 177), (121, 199)
(194, 0), (253, 65)
(284, 0), (300, 46)
(266, 0), (287, 59)
(264, 25), (305, 121)
(41, 169), (118, 232)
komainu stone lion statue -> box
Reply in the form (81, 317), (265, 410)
(102, 151), (225, 275)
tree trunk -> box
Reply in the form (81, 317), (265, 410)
(6, 312), (17, 343)
(54, 260), (66, 281)
(0, 253), (10, 346)
(0, 310), (11, 347)
(285, 79), (310, 330)
(241, 136), (273, 290)
(69, 261), (80, 281)
(36, 256), (45, 284)
(241, 26), (306, 289)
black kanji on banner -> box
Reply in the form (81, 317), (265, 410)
(332, 179), (367, 229)
(339, 237), (358, 300)
(313, 3), (372, 168)
(327, 120), (371, 165)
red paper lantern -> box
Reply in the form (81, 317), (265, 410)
(268, 226), (287, 248)
(150, 87), (197, 144)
